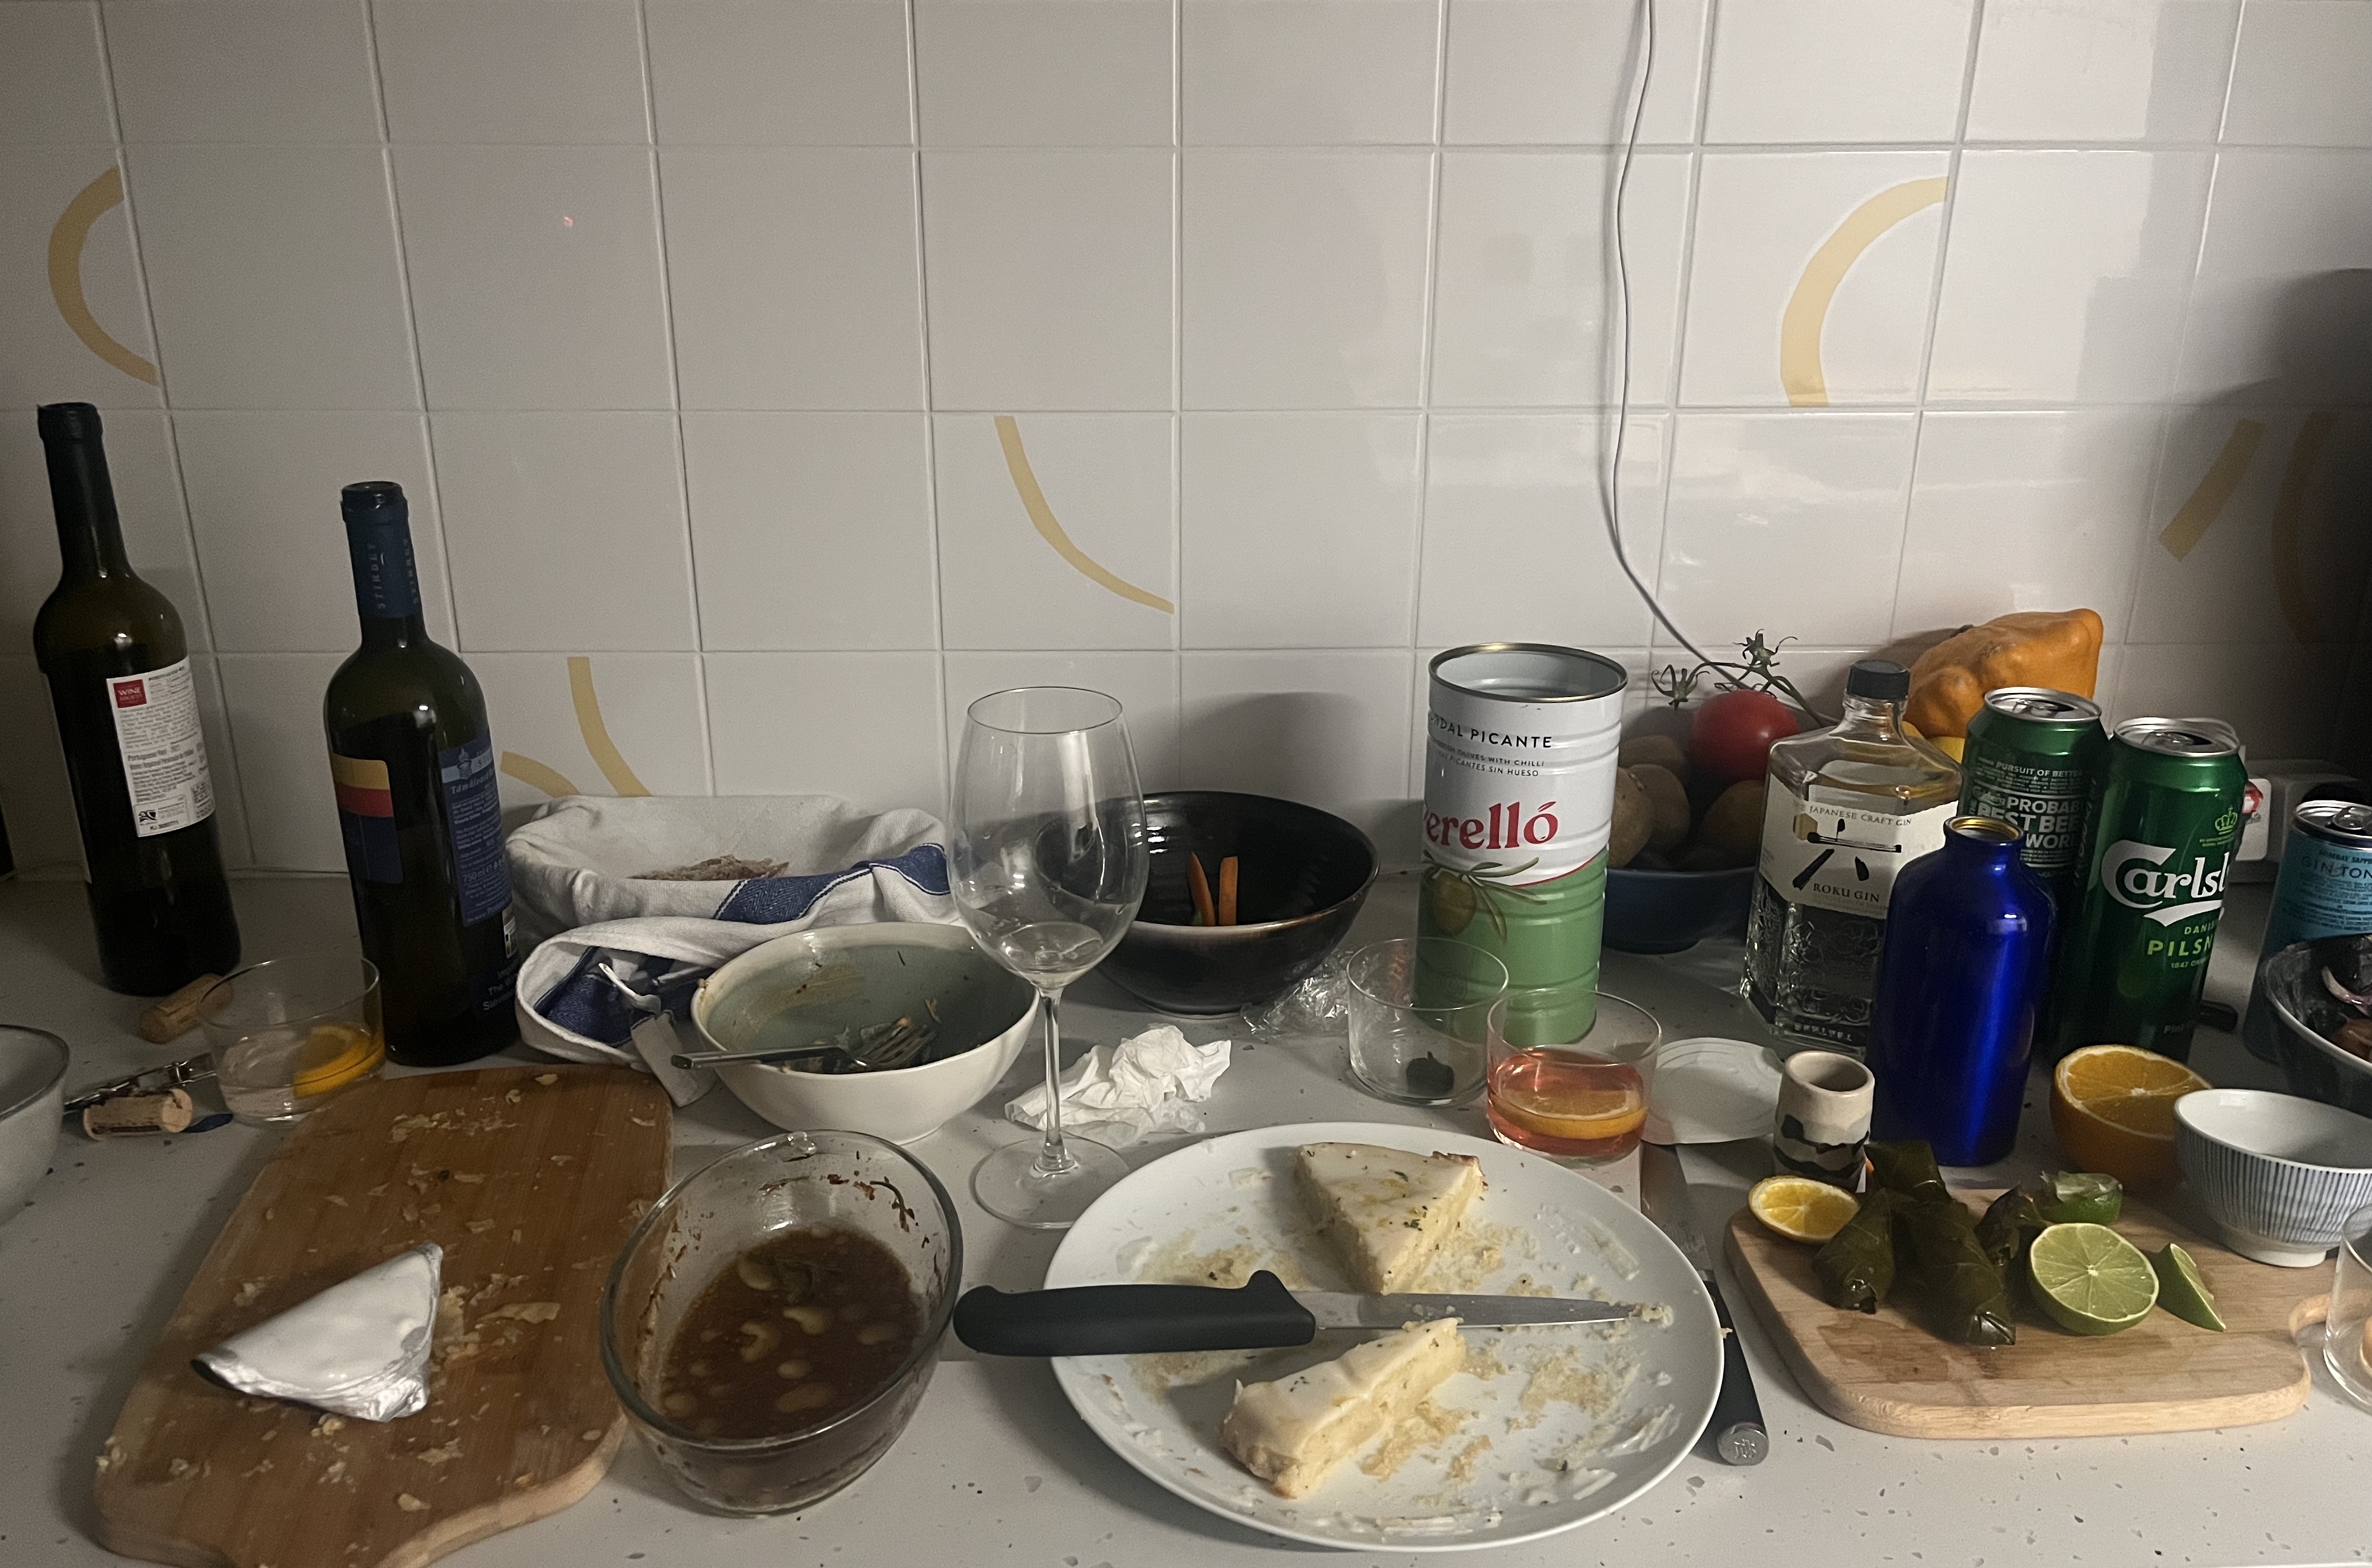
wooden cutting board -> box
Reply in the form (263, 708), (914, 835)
(1726, 1189), (2332, 1439)
(94, 1064), (672, 1568)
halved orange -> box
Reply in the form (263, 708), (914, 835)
(2049, 1044), (2211, 1192)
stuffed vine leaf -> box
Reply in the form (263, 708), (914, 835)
(1867, 1140), (1949, 1205)
(1895, 1196), (2018, 1347)
(1812, 1189), (1902, 1314)
(1975, 1186), (2048, 1275)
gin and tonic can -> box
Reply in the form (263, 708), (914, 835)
(1959, 687), (2106, 908)
(2045, 717), (2248, 1064)
(2243, 800), (2372, 1061)
(1418, 644), (1626, 1042)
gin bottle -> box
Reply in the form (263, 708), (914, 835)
(1743, 659), (1961, 1052)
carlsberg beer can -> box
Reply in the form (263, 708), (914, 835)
(1418, 644), (1625, 1042)
(2045, 717), (2248, 1064)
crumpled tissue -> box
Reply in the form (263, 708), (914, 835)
(192, 1243), (442, 1421)
(1005, 1026), (1230, 1147)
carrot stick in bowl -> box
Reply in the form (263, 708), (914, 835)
(1187, 854), (1217, 927)
(1217, 855), (1240, 926)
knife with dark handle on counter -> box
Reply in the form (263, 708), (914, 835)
(953, 1271), (1645, 1358)
(1640, 1139), (1769, 1465)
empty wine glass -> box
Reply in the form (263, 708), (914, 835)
(949, 688), (1149, 1228)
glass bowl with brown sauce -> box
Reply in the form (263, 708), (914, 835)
(600, 1129), (962, 1514)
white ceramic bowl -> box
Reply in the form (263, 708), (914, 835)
(0, 1026), (70, 1227)
(691, 924), (1035, 1145)
(2175, 1087), (2372, 1267)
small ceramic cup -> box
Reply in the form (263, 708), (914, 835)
(1774, 1050), (1876, 1188)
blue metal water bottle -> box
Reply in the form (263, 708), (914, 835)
(1868, 816), (2055, 1165)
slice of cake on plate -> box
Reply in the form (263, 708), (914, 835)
(1295, 1142), (1484, 1293)
(1219, 1319), (1466, 1498)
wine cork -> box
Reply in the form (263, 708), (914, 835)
(82, 1088), (196, 1138)
(138, 973), (222, 1044)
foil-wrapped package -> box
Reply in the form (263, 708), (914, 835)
(193, 1243), (442, 1422)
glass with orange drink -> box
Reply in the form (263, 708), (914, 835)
(1484, 989), (1661, 1163)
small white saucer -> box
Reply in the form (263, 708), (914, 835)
(1646, 1036), (1784, 1145)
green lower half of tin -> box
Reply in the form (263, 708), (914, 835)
(1418, 856), (1605, 1041)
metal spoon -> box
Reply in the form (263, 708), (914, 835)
(671, 1016), (936, 1074)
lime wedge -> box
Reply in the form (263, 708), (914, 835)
(2036, 1171), (2124, 1226)
(2029, 1222), (2158, 1336)
(2150, 1242), (2226, 1331)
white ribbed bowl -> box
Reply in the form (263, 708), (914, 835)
(2175, 1088), (2372, 1267)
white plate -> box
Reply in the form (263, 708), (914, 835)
(1643, 1037), (1785, 1146)
(1042, 1120), (1721, 1552)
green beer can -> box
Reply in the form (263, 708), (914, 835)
(1960, 686), (2108, 908)
(2045, 717), (2248, 1064)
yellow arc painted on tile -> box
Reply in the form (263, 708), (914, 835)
(569, 656), (650, 797)
(48, 166), (160, 387)
(994, 415), (1174, 614)
(1779, 177), (1949, 408)
(500, 753), (581, 798)
(2270, 411), (2332, 644)
(2159, 418), (2265, 560)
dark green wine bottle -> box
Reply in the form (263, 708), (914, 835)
(323, 481), (518, 1065)
(31, 403), (240, 994)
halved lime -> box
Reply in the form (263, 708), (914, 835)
(2150, 1241), (2226, 1331)
(2035, 1171), (2124, 1226)
(2029, 1222), (2159, 1336)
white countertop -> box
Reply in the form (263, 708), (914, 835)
(2, 870), (2364, 1568)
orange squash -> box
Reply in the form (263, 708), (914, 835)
(1905, 608), (2105, 741)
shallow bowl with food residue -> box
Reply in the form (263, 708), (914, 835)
(1103, 791), (1378, 1015)
(691, 923), (1035, 1144)
(600, 1129), (962, 1515)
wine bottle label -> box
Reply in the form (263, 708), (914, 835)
(438, 734), (511, 928)
(331, 753), (401, 883)
(104, 658), (216, 839)
(1756, 786), (1953, 918)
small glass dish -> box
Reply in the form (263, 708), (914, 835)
(1343, 937), (1509, 1106)
(600, 1130), (963, 1516)
(197, 954), (384, 1125)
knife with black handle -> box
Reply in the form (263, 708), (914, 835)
(954, 1270), (1642, 1357)
(1640, 1139), (1769, 1465)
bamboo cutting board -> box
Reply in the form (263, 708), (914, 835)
(1726, 1189), (2332, 1439)
(94, 1064), (672, 1568)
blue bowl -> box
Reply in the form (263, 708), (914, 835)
(1603, 866), (1755, 955)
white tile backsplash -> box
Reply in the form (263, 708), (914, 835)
(2224, 0), (2372, 148)
(394, 145), (673, 411)
(645, 0), (913, 146)
(1703, 0), (1975, 145)
(920, 150), (1173, 410)
(0, 0), (2360, 871)
(372, 0), (652, 146)
(916, 0), (1172, 148)
(175, 410), (457, 653)
(1182, 150), (1432, 409)
(1927, 151), (2215, 405)
(1442, 0), (1707, 147)
(1179, 413), (1422, 649)
(127, 143), (418, 410)
(0, 4), (114, 146)
(1182, 0), (1440, 146)
(430, 411), (697, 652)
(104, 0), (380, 143)
(659, 147), (925, 411)
(681, 411), (938, 651)
(1966, 0), (2240, 143)
(1429, 149), (1689, 407)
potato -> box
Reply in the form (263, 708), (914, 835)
(1698, 779), (1767, 862)
(1630, 848), (1675, 872)
(1609, 768), (1652, 868)
(1618, 732), (1690, 781)
(1630, 762), (1690, 852)
(1678, 841), (1753, 872)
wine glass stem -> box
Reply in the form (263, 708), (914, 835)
(1034, 985), (1076, 1179)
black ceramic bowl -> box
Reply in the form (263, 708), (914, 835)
(1102, 791), (1378, 1015)
(2263, 933), (2372, 1119)
(1603, 865), (1755, 954)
